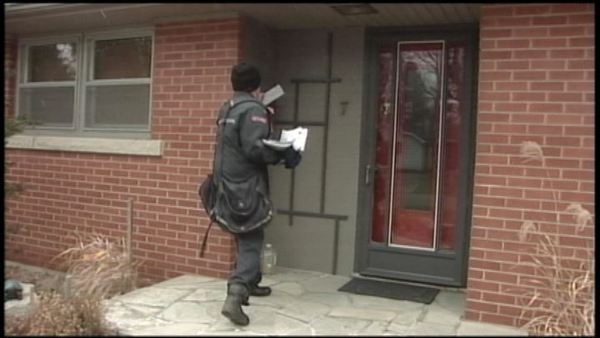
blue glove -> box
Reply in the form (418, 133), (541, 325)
(283, 147), (302, 169)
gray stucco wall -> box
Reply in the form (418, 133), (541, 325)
(242, 17), (277, 90)
(263, 27), (365, 276)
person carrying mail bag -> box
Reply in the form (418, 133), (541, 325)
(198, 62), (301, 326)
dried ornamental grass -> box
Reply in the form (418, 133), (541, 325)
(516, 141), (595, 336)
(4, 290), (116, 336)
(518, 220), (594, 336)
(54, 232), (141, 299)
(5, 233), (140, 336)
(519, 141), (559, 213)
(519, 141), (545, 164)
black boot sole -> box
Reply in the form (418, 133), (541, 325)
(221, 309), (249, 326)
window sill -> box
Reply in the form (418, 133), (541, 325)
(6, 135), (164, 156)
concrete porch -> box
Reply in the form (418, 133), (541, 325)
(104, 267), (527, 336)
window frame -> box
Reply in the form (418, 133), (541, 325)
(16, 28), (155, 139)
(17, 34), (81, 131)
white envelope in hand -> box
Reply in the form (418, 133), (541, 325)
(280, 127), (308, 152)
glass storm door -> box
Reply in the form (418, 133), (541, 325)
(357, 30), (476, 287)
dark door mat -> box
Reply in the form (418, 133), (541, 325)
(338, 278), (440, 304)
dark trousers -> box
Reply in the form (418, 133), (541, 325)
(228, 227), (264, 291)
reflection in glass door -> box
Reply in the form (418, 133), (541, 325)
(371, 40), (466, 251)
(390, 42), (443, 249)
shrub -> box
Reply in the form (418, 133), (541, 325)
(4, 291), (116, 336)
(5, 116), (39, 236)
(5, 233), (141, 336)
(4, 116), (37, 197)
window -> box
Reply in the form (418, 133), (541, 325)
(18, 41), (78, 127)
(17, 30), (153, 135)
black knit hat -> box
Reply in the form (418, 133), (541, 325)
(231, 62), (261, 92)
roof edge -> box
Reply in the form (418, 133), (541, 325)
(5, 3), (82, 14)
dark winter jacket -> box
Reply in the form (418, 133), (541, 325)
(212, 91), (281, 231)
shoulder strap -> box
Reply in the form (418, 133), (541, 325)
(215, 99), (263, 126)
(231, 99), (272, 141)
(199, 220), (214, 257)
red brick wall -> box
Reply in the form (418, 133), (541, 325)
(466, 4), (595, 327)
(4, 17), (244, 283)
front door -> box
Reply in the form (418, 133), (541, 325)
(356, 26), (477, 287)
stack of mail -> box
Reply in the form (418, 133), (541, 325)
(262, 127), (308, 152)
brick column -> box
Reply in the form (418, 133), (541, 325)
(466, 3), (595, 327)
(149, 17), (244, 278)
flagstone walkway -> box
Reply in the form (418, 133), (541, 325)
(103, 267), (528, 336)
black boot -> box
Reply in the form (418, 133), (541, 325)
(249, 272), (271, 297)
(250, 285), (272, 296)
(221, 283), (250, 326)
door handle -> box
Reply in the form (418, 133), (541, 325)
(382, 102), (391, 116)
(365, 164), (378, 185)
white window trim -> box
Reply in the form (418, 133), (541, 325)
(6, 134), (164, 156)
(16, 28), (155, 139)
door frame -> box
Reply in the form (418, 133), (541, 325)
(354, 24), (479, 287)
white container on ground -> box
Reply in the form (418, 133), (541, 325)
(261, 243), (277, 274)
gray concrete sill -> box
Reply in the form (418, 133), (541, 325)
(6, 135), (164, 157)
